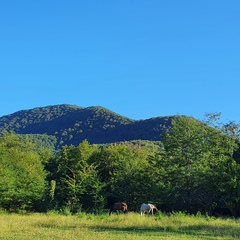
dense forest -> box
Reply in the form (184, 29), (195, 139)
(0, 112), (240, 217)
(0, 104), (173, 148)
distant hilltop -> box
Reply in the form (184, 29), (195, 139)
(0, 104), (179, 148)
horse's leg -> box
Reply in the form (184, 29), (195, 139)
(149, 208), (153, 215)
(109, 208), (115, 215)
(150, 208), (154, 216)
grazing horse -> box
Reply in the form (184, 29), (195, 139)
(140, 203), (158, 216)
(109, 202), (128, 215)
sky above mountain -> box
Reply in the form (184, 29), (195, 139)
(0, 1), (239, 123)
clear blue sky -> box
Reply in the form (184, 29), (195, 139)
(1, 0), (239, 123)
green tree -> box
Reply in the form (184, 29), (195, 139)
(204, 114), (240, 216)
(162, 115), (240, 214)
(162, 117), (210, 212)
(51, 140), (104, 212)
(91, 143), (158, 210)
(0, 132), (46, 211)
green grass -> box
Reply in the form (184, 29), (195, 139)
(0, 212), (240, 240)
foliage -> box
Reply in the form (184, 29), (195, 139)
(90, 143), (151, 209)
(161, 115), (240, 215)
(18, 134), (57, 152)
(0, 104), (173, 148)
(48, 140), (104, 212)
(0, 131), (47, 211)
(0, 111), (240, 217)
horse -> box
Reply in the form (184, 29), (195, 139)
(140, 203), (158, 216)
(109, 202), (128, 215)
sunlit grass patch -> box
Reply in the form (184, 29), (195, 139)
(0, 212), (240, 240)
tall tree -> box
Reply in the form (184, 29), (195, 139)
(162, 117), (211, 212)
(204, 114), (240, 216)
(162, 115), (240, 214)
(0, 132), (46, 211)
(91, 143), (158, 210)
(51, 140), (104, 212)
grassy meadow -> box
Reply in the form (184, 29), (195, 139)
(0, 211), (240, 240)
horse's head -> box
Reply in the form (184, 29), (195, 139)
(153, 205), (158, 212)
(148, 203), (158, 213)
(121, 202), (128, 213)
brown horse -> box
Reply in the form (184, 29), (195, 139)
(109, 202), (128, 215)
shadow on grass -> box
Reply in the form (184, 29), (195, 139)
(90, 224), (240, 239)
(36, 221), (240, 239)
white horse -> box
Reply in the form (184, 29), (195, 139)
(140, 203), (158, 216)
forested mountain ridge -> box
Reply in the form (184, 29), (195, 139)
(0, 104), (175, 148)
(1, 108), (240, 216)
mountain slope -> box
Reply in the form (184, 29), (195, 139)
(0, 104), (175, 147)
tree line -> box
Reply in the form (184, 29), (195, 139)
(0, 113), (240, 216)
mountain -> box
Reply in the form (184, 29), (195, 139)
(0, 104), (175, 148)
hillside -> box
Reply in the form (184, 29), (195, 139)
(0, 104), (175, 148)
